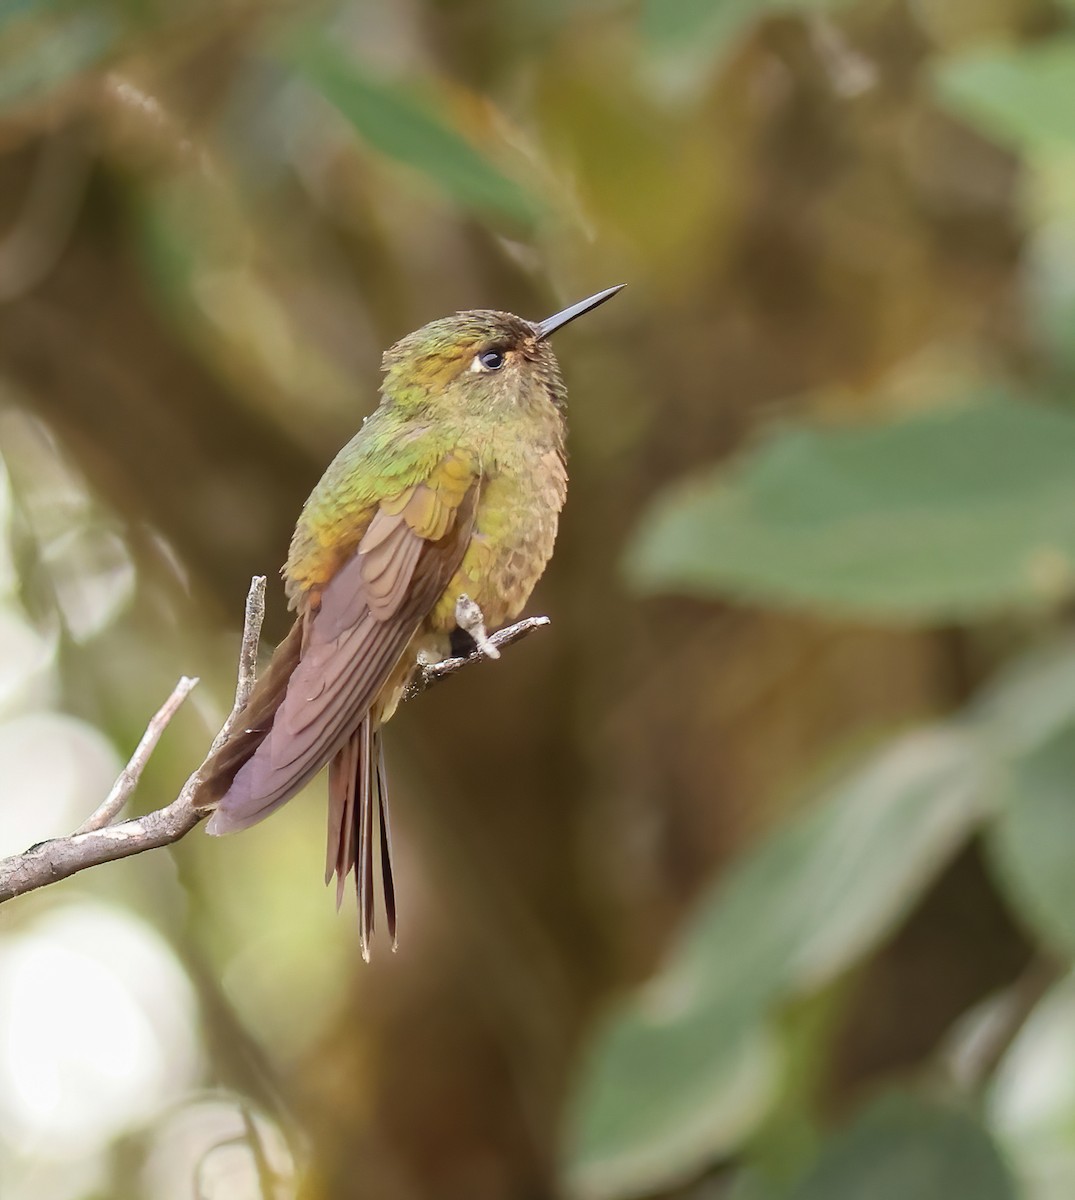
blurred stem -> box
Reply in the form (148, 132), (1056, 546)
(0, 125), (91, 302)
(240, 1103), (281, 1200)
(952, 955), (1063, 1094)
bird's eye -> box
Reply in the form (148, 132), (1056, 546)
(476, 349), (505, 372)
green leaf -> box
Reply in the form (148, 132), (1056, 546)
(965, 635), (1075, 953)
(567, 1019), (779, 1200)
(671, 728), (991, 1002)
(291, 33), (540, 228)
(988, 727), (1075, 957)
(788, 1094), (1017, 1200)
(626, 397), (1075, 621)
(565, 728), (990, 1199)
(935, 39), (1075, 155)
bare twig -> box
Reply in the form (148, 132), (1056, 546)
(0, 576), (266, 905)
(0, 575), (548, 905)
(405, 615), (550, 700)
(75, 675), (199, 834)
(212, 574), (266, 753)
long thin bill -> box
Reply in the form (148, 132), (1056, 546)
(533, 284), (625, 340)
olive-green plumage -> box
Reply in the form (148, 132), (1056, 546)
(193, 286), (622, 958)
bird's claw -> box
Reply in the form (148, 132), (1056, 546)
(454, 594), (500, 660)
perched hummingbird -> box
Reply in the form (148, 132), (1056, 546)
(194, 285), (623, 958)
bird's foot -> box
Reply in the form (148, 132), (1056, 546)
(454, 594), (501, 660)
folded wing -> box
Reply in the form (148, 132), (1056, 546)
(199, 455), (479, 834)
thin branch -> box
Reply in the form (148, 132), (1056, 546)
(75, 675), (199, 834)
(211, 573), (266, 753)
(0, 576), (266, 905)
(0, 577), (547, 905)
(405, 615), (551, 700)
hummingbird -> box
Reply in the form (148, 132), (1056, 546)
(194, 284), (623, 958)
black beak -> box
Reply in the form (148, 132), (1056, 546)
(533, 284), (625, 340)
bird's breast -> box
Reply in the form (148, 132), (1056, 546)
(429, 447), (567, 632)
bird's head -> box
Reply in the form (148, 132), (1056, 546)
(381, 285), (623, 415)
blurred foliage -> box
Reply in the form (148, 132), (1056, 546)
(784, 1093), (1018, 1200)
(568, 637), (1075, 1197)
(1, 0), (1075, 1199)
(293, 30), (544, 229)
(627, 395), (1075, 620)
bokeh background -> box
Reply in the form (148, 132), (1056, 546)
(2, 0), (1075, 1197)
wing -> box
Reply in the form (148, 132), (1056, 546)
(202, 450), (480, 833)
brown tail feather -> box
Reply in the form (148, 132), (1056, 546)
(195, 618), (305, 811)
(357, 715), (374, 959)
(198, 615), (397, 955)
(374, 729), (396, 945)
(326, 717), (396, 960)
(326, 730), (358, 908)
